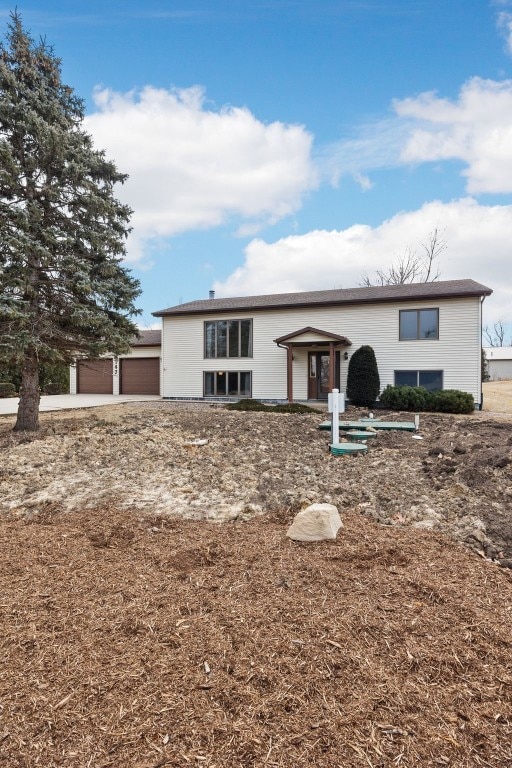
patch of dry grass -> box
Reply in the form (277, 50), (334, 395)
(483, 380), (512, 414)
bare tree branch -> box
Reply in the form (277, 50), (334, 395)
(483, 319), (508, 347)
(421, 227), (445, 282)
(361, 228), (446, 287)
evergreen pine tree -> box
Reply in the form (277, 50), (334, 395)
(0, 13), (141, 430)
(346, 345), (380, 407)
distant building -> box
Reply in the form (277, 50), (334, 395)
(483, 346), (512, 381)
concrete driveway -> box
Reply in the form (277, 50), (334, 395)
(0, 394), (161, 416)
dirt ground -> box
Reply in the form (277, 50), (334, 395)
(1, 401), (512, 767)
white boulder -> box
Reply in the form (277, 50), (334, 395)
(286, 503), (343, 542)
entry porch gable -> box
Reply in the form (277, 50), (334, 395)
(274, 327), (352, 402)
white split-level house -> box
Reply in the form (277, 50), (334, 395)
(152, 279), (492, 409)
(69, 330), (161, 395)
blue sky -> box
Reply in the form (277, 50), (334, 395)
(4, 1), (512, 338)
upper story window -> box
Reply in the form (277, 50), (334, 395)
(204, 319), (252, 358)
(399, 308), (439, 340)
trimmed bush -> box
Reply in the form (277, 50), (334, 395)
(379, 385), (474, 414)
(346, 345), (380, 407)
(0, 382), (16, 398)
(380, 384), (433, 411)
(432, 389), (474, 414)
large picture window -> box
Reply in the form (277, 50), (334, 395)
(205, 319), (252, 358)
(204, 371), (252, 397)
(399, 309), (439, 340)
(394, 370), (443, 391)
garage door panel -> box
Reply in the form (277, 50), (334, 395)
(77, 359), (113, 394)
(121, 358), (160, 395)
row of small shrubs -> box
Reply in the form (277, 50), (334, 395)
(0, 382), (69, 397)
(379, 385), (474, 414)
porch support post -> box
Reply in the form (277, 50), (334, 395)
(287, 345), (293, 402)
(328, 342), (335, 391)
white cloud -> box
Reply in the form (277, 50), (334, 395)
(137, 321), (161, 331)
(353, 172), (374, 191)
(324, 77), (512, 195)
(396, 78), (512, 194)
(319, 115), (410, 185)
(213, 198), (512, 325)
(85, 85), (317, 264)
(498, 11), (512, 54)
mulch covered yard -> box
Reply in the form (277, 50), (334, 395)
(1, 503), (511, 768)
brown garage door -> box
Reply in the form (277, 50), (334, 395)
(77, 359), (113, 394)
(120, 358), (160, 395)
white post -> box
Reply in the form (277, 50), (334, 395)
(331, 388), (340, 446)
(414, 413), (420, 430)
(112, 356), (120, 396)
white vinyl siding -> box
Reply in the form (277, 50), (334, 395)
(287, 331), (338, 344)
(161, 296), (483, 404)
(120, 346), (160, 359)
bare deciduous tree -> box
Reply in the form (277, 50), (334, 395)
(361, 228), (445, 287)
(483, 319), (509, 347)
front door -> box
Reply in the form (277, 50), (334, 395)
(308, 351), (340, 400)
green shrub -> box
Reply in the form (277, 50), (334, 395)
(0, 359), (69, 394)
(380, 385), (433, 411)
(482, 348), (490, 382)
(379, 385), (474, 414)
(0, 382), (16, 398)
(42, 382), (67, 395)
(432, 389), (474, 414)
(39, 361), (70, 394)
(346, 345), (380, 407)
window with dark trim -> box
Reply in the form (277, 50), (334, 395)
(204, 371), (252, 397)
(204, 319), (252, 358)
(394, 370), (443, 391)
(399, 308), (439, 340)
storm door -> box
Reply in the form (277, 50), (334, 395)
(308, 351), (340, 400)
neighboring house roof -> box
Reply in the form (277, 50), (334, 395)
(483, 346), (512, 360)
(132, 329), (161, 347)
(153, 279), (492, 317)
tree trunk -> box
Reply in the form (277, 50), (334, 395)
(14, 348), (40, 432)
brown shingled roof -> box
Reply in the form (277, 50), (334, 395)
(132, 329), (161, 346)
(153, 279), (492, 317)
